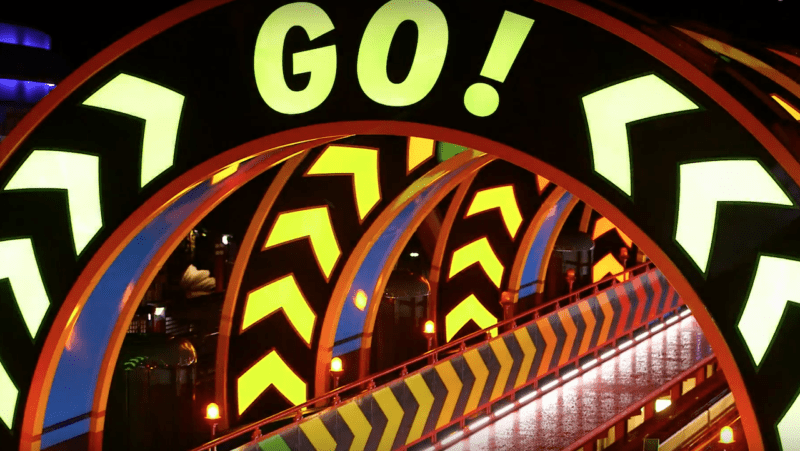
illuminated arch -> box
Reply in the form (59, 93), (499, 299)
(507, 187), (579, 299)
(321, 150), (494, 385)
(2, 1), (800, 450)
(0, 128), (771, 451)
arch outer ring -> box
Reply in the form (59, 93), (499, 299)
(1, 0), (794, 449)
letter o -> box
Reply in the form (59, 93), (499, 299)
(357, 0), (449, 107)
(254, 2), (336, 115)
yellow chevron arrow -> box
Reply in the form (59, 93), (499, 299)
(513, 328), (536, 388)
(306, 145), (381, 222)
(338, 400), (372, 451)
(0, 239), (50, 338)
(449, 237), (504, 287)
(578, 300), (597, 355)
(405, 373), (434, 444)
(593, 253), (625, 283)
(537, 317), (557, 377)
(264, 206), (340, 280)
(4, 150), (101, 255)
(241, 274), (316, 345)
(464, 348), (489, 413)
(466, 185), (523, 239)
(373, 386), (404, 451)
(536, 175), (549, 194)
(435, 361), (463, 428)
(772, 94), (800, 121)
(82, 73), (185, 188)
(299, 417), (337, 451)
(592, 217), (632, 247)
(597, 293), (615, 345)
(237, 350), (306, 415)
(489, 337), (513, 401)
(407, 137), (435, 173)
(445, 294), (498, 342)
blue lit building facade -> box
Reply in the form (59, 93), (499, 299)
(0, 22), (65, 141)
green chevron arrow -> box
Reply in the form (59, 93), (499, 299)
(83, 73), (185, 188)
(582, 74), (698, 196)
(738, 255), (800, 368)
(675, 160), (793, 273)
(0, 239), (50, 338)
(4, 150), (102, 255)
(0, 359), (17, 429)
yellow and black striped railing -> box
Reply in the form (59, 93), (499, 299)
(193, 261), (682, 451)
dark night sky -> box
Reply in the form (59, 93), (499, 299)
(1, 0), (799, 73)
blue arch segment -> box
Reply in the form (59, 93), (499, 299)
(0, 23), (51, 49)
(40, 155), (268, 447)
(518, 191), (574, 299)
(332, 161), (476, 356)
(0, 79), (55, 103)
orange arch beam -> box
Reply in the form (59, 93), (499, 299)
(7, 1), (791, 448)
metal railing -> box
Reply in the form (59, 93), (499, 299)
(191, 261), (657, 451)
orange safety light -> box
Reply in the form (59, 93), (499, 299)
(424, 320), (435, 335)
(330, 357), (343, 373)
(354, 289), (368, 311)
(720, 425), (734, 444)
(205, 402), (220, 420)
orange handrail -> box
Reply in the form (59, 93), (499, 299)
(191, 260), (657, 451)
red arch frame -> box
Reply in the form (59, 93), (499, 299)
(5, 0), (800, 449)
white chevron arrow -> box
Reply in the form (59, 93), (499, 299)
(675, 160), (793, 273)
(4, 150), (102, 255)
(83, 73), (185, 188)
(738, 255), (800, 368)
(582, 74), (698, 196)
(0, 359), (17, 429)
(0, 239), (50, 338)
(779, 390), (800, 451)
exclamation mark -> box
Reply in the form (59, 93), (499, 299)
(464, 11), (535, 117)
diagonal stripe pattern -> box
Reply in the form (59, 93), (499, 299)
(236, 269), (680, 451)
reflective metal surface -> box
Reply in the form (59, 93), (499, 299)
(443, 315), (712, 451)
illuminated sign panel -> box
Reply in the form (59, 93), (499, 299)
(0, 1), (798, 450)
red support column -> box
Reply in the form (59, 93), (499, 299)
(696, 366), (706, 385)
(614, 421), (626, 444)
(670, 383), (681, 403)
(644, 401), (656, 420)
(583, 438), (596, 451)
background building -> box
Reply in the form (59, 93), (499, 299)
(0, 22), (66, 142)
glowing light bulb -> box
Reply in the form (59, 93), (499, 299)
(354, 290), (368, 311)
(424, 320), (435, 334)
(720, 426), (734, 444)
(655, 399), (671, 412)
(331, 357), (343, 373)
(205, 403), (220, 420)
